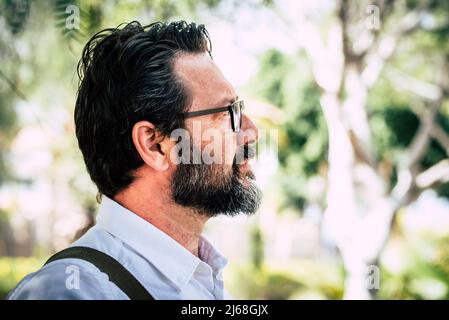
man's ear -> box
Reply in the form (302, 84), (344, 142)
(132, 121), (170, 171)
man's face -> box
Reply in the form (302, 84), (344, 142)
(169, 52), (262, 217)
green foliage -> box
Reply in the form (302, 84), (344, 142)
(0, 256), (44, 299)
(227, 260), (344, 300)
(0, 1), (24, 186)
(246, 0), (449, 215)
(229, 265), (306, 300)
(368, 75), (449, 196)
(383, 108), (420, 148)
(229, 229), (449, 300)
(251, 49), (291, 108)
(53, 0), (103, 45)
(249, 225), (264, 270)
(0, 87), (18, 185)
(0, 0), (30, 34)
(379, 234), (449, 299)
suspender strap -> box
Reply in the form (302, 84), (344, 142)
(44, 246), (154, 300)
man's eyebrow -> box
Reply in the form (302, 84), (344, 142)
(217, 95), (239, 107)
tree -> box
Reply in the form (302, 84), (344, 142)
(253, 0), (449, 299)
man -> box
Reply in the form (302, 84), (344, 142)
(7, 20), (261, 300)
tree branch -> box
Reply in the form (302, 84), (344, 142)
(361, 7), (426, 88)
(0, 69), (28, 101)
(338, 0), (354, 62)
(386, 68), (445, 101)
(431, 124), (449, 154)
(416, 159), (449, 189)
(405, 99), (441, 169)
(392, 97), (443, 203)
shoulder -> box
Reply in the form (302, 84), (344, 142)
(7, 257), (126, 300)
(7, 227), (127, 300)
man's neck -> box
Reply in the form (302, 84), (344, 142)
(113, 185), (209, 257)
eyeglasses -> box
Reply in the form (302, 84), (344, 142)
(182, 100), (245, 133)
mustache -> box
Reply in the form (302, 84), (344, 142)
(236, 143), (257, 161)
(244, 143), (257, 159)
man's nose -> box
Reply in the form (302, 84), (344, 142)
(238, 114), (259, 145)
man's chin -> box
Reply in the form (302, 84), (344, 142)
(172, 160), (262, 217)
(237, 159), (256, 182)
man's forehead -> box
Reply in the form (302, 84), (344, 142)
(174, 52), (236, 110)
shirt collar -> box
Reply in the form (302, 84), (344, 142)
(95, 196), (228, 290)
(199, 236), (228, 276)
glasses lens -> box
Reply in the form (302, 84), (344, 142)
(232, 101), (243, 132)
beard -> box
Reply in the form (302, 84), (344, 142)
(171, 145), (262, 217)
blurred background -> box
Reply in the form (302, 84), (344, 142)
(1, 0), (449, 300)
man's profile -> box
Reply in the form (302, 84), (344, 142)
(7, 21), (261, 300)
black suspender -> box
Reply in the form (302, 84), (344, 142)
(44, 246), (154, 300)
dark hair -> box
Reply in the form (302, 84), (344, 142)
(74, 21), (212, 198)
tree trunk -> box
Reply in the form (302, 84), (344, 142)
(320, 71), (397, 299)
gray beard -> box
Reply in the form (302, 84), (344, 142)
(171, 159), (262, 217)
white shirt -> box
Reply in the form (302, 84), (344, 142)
(7, 196), (231, 300)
